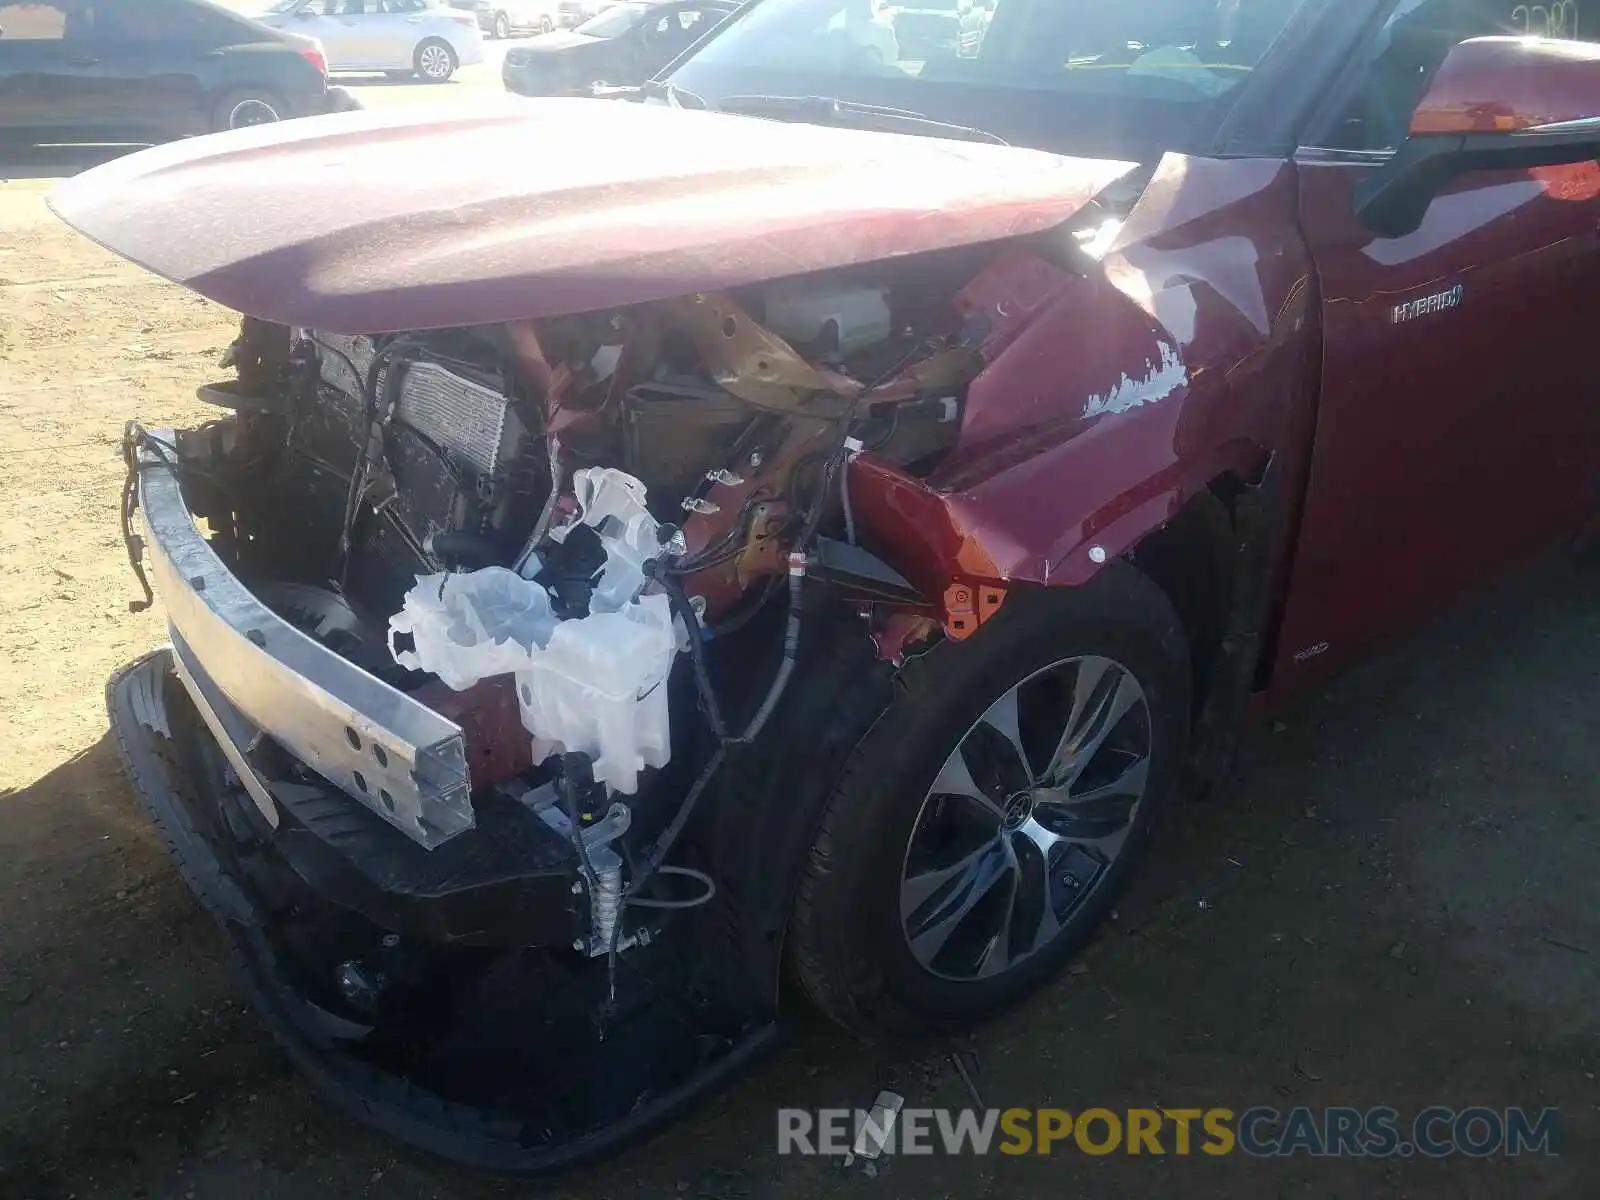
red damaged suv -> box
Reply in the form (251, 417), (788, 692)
(52, 0), (1600, 1174)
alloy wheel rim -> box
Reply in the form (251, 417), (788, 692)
(229, 99), (280, 128)
(495, 13), (510, 37)
(899, 655), (1152, 982)
(420, 44), (452, 76)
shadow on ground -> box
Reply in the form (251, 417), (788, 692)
(336, 73), (470, 87)
(0, 144), (145, 183)
(1, 552), (1596, 1200)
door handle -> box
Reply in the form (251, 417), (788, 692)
(407, 15), (422, 20)
(67, 55), (100, 66)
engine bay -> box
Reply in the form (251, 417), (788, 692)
(124, 237), (1109, 988)
(177, 251), (1007, 802)
(209, 261), (985, 621)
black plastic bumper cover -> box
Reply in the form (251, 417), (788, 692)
(107, 649), (778, 1175)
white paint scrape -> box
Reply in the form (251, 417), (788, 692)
(1080, 342), (1186, 420)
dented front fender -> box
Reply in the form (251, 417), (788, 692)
(850, 156), (1319, 635)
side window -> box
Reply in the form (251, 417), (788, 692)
(382, 0), (427, 12)
(0, 2), (70, 39)
(1328, 0), (1599, 151)
(339, 0), (369, 15)
(95, 0), (244, 43)
(646, 10), (682, 42)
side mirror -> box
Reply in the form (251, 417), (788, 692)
(1356, 36), (1600, 237)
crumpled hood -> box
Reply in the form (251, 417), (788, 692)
(48, 97), (1134, 333)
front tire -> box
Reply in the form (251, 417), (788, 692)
(414, 38), (458, 82)
(539, 14), (553, 32)
(493, 11), (511, 38)
(788, 566), (1191, 1039)
(211, 88), (286, 132)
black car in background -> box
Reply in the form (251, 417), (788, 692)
(0, 0), (356, 147)
(502, 0), (735, 96)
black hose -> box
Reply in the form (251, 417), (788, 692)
(604, 741), (726, 1000)
(119, 426), (228, 614)
(599, 351), (933, 986)
(120, 423), (155, 613)
(639, 744), (726, 883)
(654, 566), (729, 740)
(704, 574), (782, 641)
(335, 336), (415, 589)
(624, 864), (717, 909)
(559, 752), (601, 891)
(603, 551), (809, 995)
(735, 558), (804, 745)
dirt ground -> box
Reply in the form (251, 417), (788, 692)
(2, 135), (1598, 1200)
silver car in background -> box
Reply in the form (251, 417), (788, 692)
(450, 0), (560, 38)
(256, 0), (486, 81)
(555, 0), (624, 28)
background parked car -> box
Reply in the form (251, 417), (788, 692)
(503, 0), (734, 95)
(0, 0), (349, 144)
(255, 0), (484, 82)
(449, 0), (558, 39)
(555, 0), (621, 28)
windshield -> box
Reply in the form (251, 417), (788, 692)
(577, 2), (648, 35)
(665, 0), (1309, 160)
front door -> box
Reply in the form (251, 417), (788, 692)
(361, 0), (431, 68)
(320, 0), (399, 68)
(267, 0), (393, 70)
(90, 0), (218, 134)
(1273, 0), (1600, 686)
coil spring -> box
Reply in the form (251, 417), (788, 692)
(590, 858), (623, 952)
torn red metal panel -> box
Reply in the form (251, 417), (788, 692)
(47, 97), (1134, 334)
(410, 676), (533, 790)
(850, 161), (1315, 602)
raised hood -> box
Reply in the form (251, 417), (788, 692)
(48, 97), (1134, 334)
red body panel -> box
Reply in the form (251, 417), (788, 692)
(45, 98), (1132, 334)
(852, 155), (1319, 600)
(54, 89), (1599, 707)
(1268, 156), (1600, 692)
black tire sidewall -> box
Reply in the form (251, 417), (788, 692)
(493, 12), (510, 38)
(795, 567), (1190, 1034)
